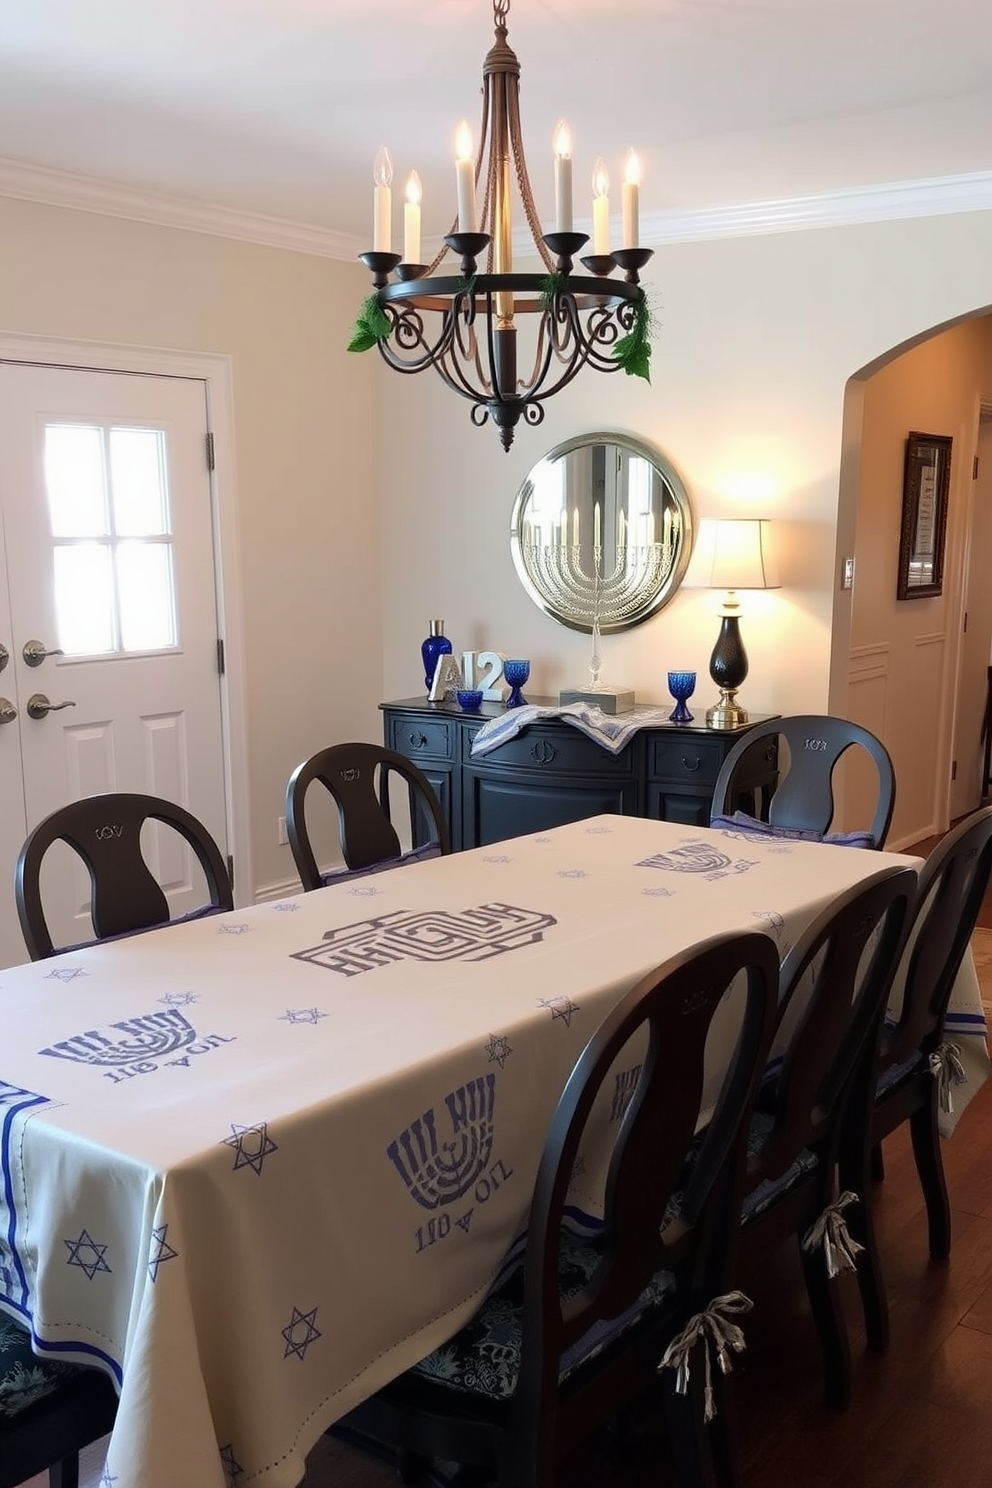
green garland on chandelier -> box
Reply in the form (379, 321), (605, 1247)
(611, 290), (653, 383)
(347, 294), (392, 354)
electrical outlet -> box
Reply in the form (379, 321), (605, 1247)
(277, 816), (288, 846)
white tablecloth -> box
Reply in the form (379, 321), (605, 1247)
(0, 815), (984, 1488)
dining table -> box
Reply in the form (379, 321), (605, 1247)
(0, 813), (986, 1488)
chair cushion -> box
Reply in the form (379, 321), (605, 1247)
(710, 812), (874, 849)
(740, 1111), (820, 1221)
(408, 1229), (676, 1402)
(318, 842), (443, 888)
(0, 1315), (82, 1419)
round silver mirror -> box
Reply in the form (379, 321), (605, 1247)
(510, 433), (694, 633)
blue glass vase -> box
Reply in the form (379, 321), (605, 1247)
(421, 620), (453, 694)
(667, 670), (696, 724)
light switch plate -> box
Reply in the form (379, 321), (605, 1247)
(842, 556), (855, 590)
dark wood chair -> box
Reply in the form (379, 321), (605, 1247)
(841, 804), (992, 1353)
(710, 714), (896, 848)
(737, 863), (916, 1409)
(286, 742), (451, 891)
(0, 1312), (118, 1488)
(15, 792), (233, 960)
(335, 930), (781, 1488)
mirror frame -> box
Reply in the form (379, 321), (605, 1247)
(509, 432), (694, 633)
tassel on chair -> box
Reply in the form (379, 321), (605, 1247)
(929, 1040), (966, 1115)
(801, 1190), (863, 1278)
(658, 1290), (753, 1421)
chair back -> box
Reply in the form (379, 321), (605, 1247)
(508, 930), (780, 1475)
(15, 792), (233, 960)
(882, 805), (992, 1072)
(711, 714), (896, 847)
(286, 741), (450, 890)
(752, 865), (916, 1185)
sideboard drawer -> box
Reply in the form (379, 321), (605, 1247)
(387, 715), (455, 762)
(648, 736), (726, 787)
(464, 724), (633, 776)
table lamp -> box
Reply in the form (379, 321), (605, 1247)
(688, 518), (779, 728)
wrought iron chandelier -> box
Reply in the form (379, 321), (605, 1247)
(354, 0), (654, 451)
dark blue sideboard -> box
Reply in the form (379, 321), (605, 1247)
(381, 697), (778, 852)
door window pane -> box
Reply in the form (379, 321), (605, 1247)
(54, 544), (115, 655)
(117, 542), (176, 651)
(44, 426), (107, 537)
(110, 428), (170, 536)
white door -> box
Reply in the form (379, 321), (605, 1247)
(951, 413), (992, 819)
(0, 365), (228, 965)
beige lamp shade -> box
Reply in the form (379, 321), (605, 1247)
(687, 518), (780, 591)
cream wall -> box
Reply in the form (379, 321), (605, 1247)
(0, 195), (379, 895)
(379, 213), (992, 755)
(846, 318), (992, 846)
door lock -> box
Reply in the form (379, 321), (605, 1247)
(27, 693), (76, 720)
(22, 639), (65, 667)
(0, 698), (16, 724)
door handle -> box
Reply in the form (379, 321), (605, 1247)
(0, 698), (16, 723)
(27, 693), (77, 720)
(22, 639), (65, 667)
(0, 643), (8, 672)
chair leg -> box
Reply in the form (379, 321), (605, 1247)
(49, 1456), (80, 1488)
(849, 1178), (889, 1354)
(909, 1097), (951, 1260)
(661, 1363), (733, 1488)
(869, 1142), (885, 1184)
(799, 1241), (851, 1410)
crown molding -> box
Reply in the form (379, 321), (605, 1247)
(1, 155), (990, 261)
(0, 156), (363, 260)
(639, 171), (992, 245)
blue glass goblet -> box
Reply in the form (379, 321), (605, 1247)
(667, 670), (696, 725)
(504, 658), (531, 710)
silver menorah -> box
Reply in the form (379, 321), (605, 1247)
(523, 533), (678, 687)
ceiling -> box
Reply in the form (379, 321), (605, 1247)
(2, 0), (991, 253)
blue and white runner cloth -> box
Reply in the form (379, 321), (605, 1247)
(471, 702), (673, 758)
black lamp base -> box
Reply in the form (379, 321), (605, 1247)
(707, 609), (749, 730)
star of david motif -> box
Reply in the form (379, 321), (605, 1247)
(485, 1034), (512, 1068)
(147, 1224), (178, 1281)
(65, 1229), (111, 1280)
(223, 1121), (278, 1175)
(159, 990), (199, 1007)
(482, 854), (512, 863)
(45, 966), (88, 983)
(273, 901), (300, 912)
(282, 1304), (321, 1360)
(348, 885), (382, 897)
(280, 1008), (328, 1025)
(557, 869), (587, 879)
(218, 923), (251, 935)
(219, 1445), (244, 1485)
(540, 996), (579, 1027)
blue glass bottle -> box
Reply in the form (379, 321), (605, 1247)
(421, 620), (453, 694)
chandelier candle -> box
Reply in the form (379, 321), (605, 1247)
(455, 122), (478, 232)
(554, 120), (573, 233)
(373, 147), (392, 254)
(403, 172), (422, 265)
(592, 160), (610, 255)
(622, 150), (640, 249)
